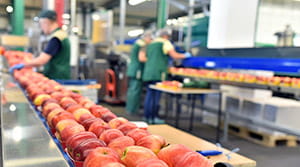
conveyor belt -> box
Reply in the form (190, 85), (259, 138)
(0, 73), (71, 167)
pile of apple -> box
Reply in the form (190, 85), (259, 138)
(169, 67), (300, 88)
(156, 81), (183, 90)
(5, 49), (213, 167)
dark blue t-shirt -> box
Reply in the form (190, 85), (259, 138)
(43, 37), (62, 57)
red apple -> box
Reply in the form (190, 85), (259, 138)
(108, 136), (135, 157)
(103, 163), (126, 167)
(50, 92), (65, 101)
(88, 121), (111, 137)
(83, 147), (121, 167)
(136, 158), (168, 167)
(42, 103), (62, 117)
(78, 113), (96, 124)
(60, 124), (85, 141)
(41, 98), (58, 108)
(117, 122), (138, 135)
(108, 117), (129, 129)
(136, 134), (166, 154)
(60, 97), (77, 109)
(99, 129), (124, 145)
(51, 111), (75, 128)
(157, 144), (192, 167)
(121, 146), (157, 167)
(83, 101), (96, 110)
(72, 138), (106, 161)
(101, 112), (117, 122)
(81, 118), (105, 130)
(66, 104), (82, 113)
(47, 108), (64, 126)
(55, 119), (79, 133)
(66, 131), (97, 157)
(73, 108), (91, 121)
(126, 128), (150, 143)
(90, 105), (111, 118)
(174, 151), (213, 167)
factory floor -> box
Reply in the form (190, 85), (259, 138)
(103, 103), (300, 167)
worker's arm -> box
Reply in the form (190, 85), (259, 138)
(168, 49), (187, 59)
(138, 47), (147, 62)
(9, 52), (51, 73)
(164, 40), (191, 59)
(24, 52), (52, 67)
(25, 37), (61, 67)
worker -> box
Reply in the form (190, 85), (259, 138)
(9, 10), (71, 80)
(142, 28), (192, 124)
(125, 31), (153, 115)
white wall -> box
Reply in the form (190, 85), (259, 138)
(255, 0), (300, 46)
(0, 18), (8, 29)
(207, 0), (259, 48)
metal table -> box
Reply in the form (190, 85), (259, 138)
(0, 73), (71, 167)
(149, 85), (226, 143)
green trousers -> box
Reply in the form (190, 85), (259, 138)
(126, 77), (143, 114)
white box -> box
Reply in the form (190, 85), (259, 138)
(262, 97), (300, 130)
(220, 85), (272, 99)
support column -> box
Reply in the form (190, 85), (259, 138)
(43, 0), (55, 10)
(186, 0), (194, 51)
(157, 0), (167, 29)
(119, 0), (126, 44)
(12, 0), (24, 35)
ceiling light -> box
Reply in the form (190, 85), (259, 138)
(92, 13), (100, 20)
(62, 13), (70, 19)
(6, 5), (13, 13)
(128, 29), (144, 37)
(129, 0), (147, 6)
(72, 27), (79, 33)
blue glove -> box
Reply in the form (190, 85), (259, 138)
(184, 52), (192, 58)
(9, 63), (24, 73)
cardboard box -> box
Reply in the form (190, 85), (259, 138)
(1, 35), (29, 47)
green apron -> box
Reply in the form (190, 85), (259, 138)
(142, 40), (169, 82)
(43, 28), (71, 80)
(125, 39), (145, 114)
(126, 39), (145, 79)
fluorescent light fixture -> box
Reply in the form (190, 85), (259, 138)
(6, 5), (13, 13)
(128, 29), (144, 37)
(62, 13), (70, 19)
(294, 0), (300, 1)
(72, 27), (79, 33)
(129, 0), (147, 6)
(92, 13), (100, 20)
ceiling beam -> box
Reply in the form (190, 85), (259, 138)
(102, 1), (120, 10)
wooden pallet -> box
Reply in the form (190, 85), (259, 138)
(227, 123), (299, 147)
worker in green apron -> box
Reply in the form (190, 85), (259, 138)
(9, 10), (71, 80)
(142, 29), (192, 124)
(126, 31), (153, 115)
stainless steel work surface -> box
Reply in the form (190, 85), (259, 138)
(1, 73), (70, 167)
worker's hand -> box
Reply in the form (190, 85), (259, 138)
(184, 52), (192, 58)
(9, 63), (24, 73)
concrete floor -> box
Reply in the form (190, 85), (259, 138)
(103, 103), (300, 167)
